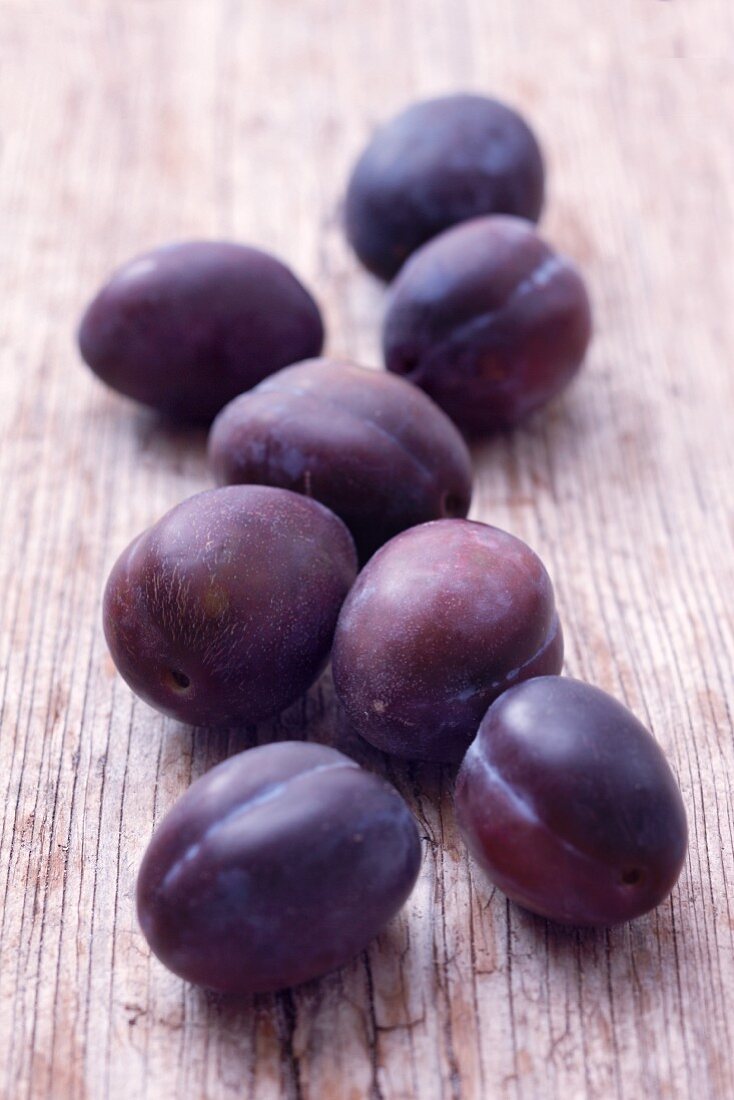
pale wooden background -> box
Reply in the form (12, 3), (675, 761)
(1, 2), (733, 1098)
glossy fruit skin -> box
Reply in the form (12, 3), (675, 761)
(345, 94), (544, 280)
(103, 486), (357, 726)
(208, 358), (474, 563)
(78, 241), (324, 422)
(455, 677), (688, 926)
(137, 741), (422, 994)
(383, 216), (592, 435)
(332, 520), (563, 763)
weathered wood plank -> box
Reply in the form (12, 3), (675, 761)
(1, 2), (732, 1097)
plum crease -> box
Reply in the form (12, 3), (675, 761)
(398, 252), (571, 386)
(160, 759), (361, 892)
(468, 744), (597, 867)
(450, 612), (561, 708)
(257, 379), (443, 487)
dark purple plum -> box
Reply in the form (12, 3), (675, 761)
(345, 94), (544, 280)
(383, 215), (592, 434)
(78, 241), (324, 421)
(332, 520), (562, 763)
(137, 741), (422, 994)
(208, 358), (473, 562)
(455, 677), (688, 926)
(103, 486), (357, 726)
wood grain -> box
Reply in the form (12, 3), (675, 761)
(1, 2), (733, 1097)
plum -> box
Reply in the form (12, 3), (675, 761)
(137, 741), (422, 994)
(78, 241), (324, 421)
(208, 357), (473, 562)
(455, 677), (688, 926)
(345, 93), (544, 280)
(103, 486), (357, 726)
(331, 519), (562, 763)
(383, 215), (592, 434)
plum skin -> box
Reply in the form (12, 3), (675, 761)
(345, 93), (545, 281)
(331, 519), (563, 763)
(78, 241), (324, 422)
(208, 357), (473, 563)
(383, 215), (592, 435)
(137, 741), (422, 994)
(455, 677), (688, 926)
(103, 486), (357, 726)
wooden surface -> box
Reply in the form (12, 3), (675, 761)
(1, 2), (733, 1098)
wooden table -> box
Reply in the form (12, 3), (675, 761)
(1, 2), (732, 1097)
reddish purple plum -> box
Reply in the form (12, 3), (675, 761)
(208, 358), (473, 562)
(332, 520), (562, 763)
(103, 486), (357, 726)
(383, 215), (592, 434)
(137, 741), (422, 993)
(78, 241), (324, 421)
(346, 94), (544, 280)
(455, 677), (688, 926)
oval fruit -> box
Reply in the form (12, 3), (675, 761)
(208, 358), (473, 562)
(103, 486), (357, 726)
(78, 241), (324, 421)
(455, 677), (688, 926)
(345, 94), (544, 280)
(383, 215), (591, 434)
(137, 741), (422, 993)
(332, 519), (562, 762)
